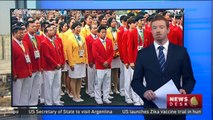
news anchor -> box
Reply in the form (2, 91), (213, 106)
(131, 15), (196, 120)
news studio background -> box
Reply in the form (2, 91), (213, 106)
(0, 0), (212, 120)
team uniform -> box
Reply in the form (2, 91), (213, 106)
(23, 33), (42, 106)
(12, 39), (32, 106)
(40, 37), (62, 105)
(67, 34), (88, 78)
(117, 26), (126, 96)
(127, 28), (153, 105)
(85, 34), (97, 97)
(92, 37), (114, 104)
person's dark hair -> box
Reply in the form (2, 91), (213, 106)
(151, 14), (169, 28)
(98, 25), (106, 33)
(16, 22), (24, 27)
(12, 20), (18, 26)
(12, 26), (24, 34)
(127, 17), (136, 25)
(135, 15), (144, 22)
(162, 11), (169, 17)
(109, 10), (115, 15)
(175, 14), (182, 19)
(147, 15), (154, 22)
(71, 21), (82, 30)
(83, 14), (92, 27)
(25, 20), (35, 28)
(98, 14), (106, 22)
(89, 23), (98, 30)
(44, 24), (52, 33)
(123, 16), (130, 22)
(107, 17), (116, 27)
(120, 15), (126, 23)
(59, 21), (67, 33)
(67, 17), (76, 28)
(49, 18), (55, 22)
(41, 21), (49, 29)
(127, 12), (135, 17)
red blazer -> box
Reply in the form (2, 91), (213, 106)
(12, 40), (32, 79)
(117, 27), (125, 61)
(22, 33), (41, 72)
(121, 30), (130, 64)
(127, 28), (153, 64)
(92, 38), (114, 69)
(39, 34), (46, 42)
(86, 34), (96, 64)
(170, 26), (183, 46)
(145, 24), (151, 32)
(40, 37), (61, 71)
(55, 35), (65, 66)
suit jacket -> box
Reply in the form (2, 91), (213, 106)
(127, 28), (154, 64)
(55, 35), (65, 66)
(170, 26), (183, 46)
(86, 34), (96, 64)
(121, 29), (130, 64)
(22, 33), (42, 73)
(12, 40), (32, 78)
(92, 38), (114, 69)
(106, 27), (119, 57)
(131, 43), (195, 109)
(66, 34), (88, 67)
(40, 37), (61, 71)
(117, 26), (125, 61)
(80, 24), (91, 38)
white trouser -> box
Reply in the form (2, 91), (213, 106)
(29, 71), (42, 105)
(95, 69), (111, 101)
(130, 68), (141, 103)
(39, 73), (45, 103)
(119, 63), (125, 94)
(87, 65), (96, 96)
(13, 76), (33, 106)
(124, 66), (133, 100)
(43, 69), (61, 105)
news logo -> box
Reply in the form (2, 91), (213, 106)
(167, 94), (202, 108)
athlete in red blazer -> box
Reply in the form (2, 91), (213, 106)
(22, 33), (41, 72)
(127, 28), (153, 64)
(54, 34), (65, 67)
(12, 39), (32, 78)
(86, 34), (97, 66)
(92, 37), (114, 70)
(170, 26), (183, 46)
(40, 37), (61, 71)
(121, 29), (130, 65)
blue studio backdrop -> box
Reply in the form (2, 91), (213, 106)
(36, 0), (212, 120)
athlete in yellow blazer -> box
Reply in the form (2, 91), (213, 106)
(80, 15), (93, 38)
(106, 17), (120, 95)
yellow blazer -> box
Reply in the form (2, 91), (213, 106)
(59, 32), (69, 60)
(80, 24), (91, 38)
(106, 27), (119, 57)
(67, 34), (88, 67)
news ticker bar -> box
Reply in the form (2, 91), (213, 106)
(0, 108), (202, 115)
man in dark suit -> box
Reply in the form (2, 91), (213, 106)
(131, 14), (196, 120)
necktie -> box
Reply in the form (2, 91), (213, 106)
(20, 42), (25, 52)
(51, 40), (55, 47)
(102, 40), (106, 49)
(32, 36), (37, 48)
(94, 35), (97, 39)
(158, 46), (165, 72)
(112, 28), (117, 32)
(77, 36), (82, 46)
(139, 30), (144, 43)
